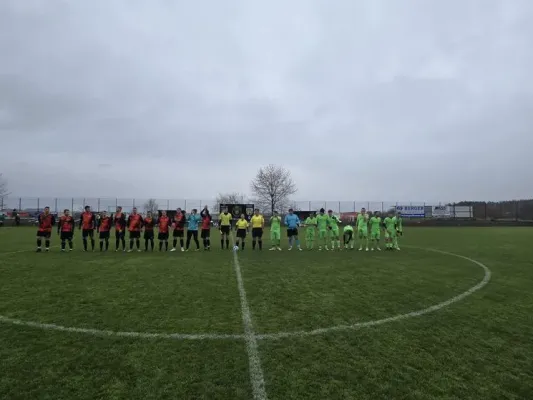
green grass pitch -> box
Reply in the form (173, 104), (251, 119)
(0, 227), (532, 399)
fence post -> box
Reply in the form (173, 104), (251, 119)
(83, 198), (86, 208)
(515, 200), (519, 221)
(185, 199), (187, 210)
(97, 198), (101, 212)
(166, 200), (170, 210)
(133, 199), (136, 208)
(18, 197), (21, 210)
(309, 201), (311, 211)
(54, 198), (58, 213)
(37, 197), (40, 212)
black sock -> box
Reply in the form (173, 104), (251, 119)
(105, 240), (109, 250)
(173, 239), (177, 248)
(225, 239), (229, 249)
(129, 240), (134, 250)
(145, 239), (149, 250)
(116, 238), (120, 249)
(242, 241), (245, 249)
(136, 239), (140, 249)
(83, 239), (87, 251)
(159, 241), (163, 251)
(68, 241), (73, 249)
(259, 240), (262, 250)
(45, 240), (50, 248)
(180, 239), (184, 248)
(91, 239), (95, 250)
(61, 240), (66, 250)
(150, 239), (154, 250)
(121, 238), (126, 249)
(221, 239), (224, 248)
(100, 241), (104, 251)
(165, 241), (169, 251)
(206, 238), (210, 248)
(252, 240), (256, 249)
(37, 239), (42, 247)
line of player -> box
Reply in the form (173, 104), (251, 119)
(33, 205), (403, 252)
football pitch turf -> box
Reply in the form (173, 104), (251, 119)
(0, 227), (532, 400)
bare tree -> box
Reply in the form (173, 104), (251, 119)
(215, 192), (247, 211)
(250, 164), (297, 214)
(144, 198), (159, 214)
(0, 174), (9, 210)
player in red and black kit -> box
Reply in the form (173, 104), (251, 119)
(127, 207), (143, 252)
(113, 206), (127, 251)
(200, 206), (212, 250)
(143, 211), (155, 251)
(36, 206), (55, 252)
(57, 209), (74, 251)
(170, 208), (186, 252)
(79, 205), (96, 251)
(157, 210), (171, 251)
(98, 211), (112, 251)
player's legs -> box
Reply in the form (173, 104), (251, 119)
(252, 229), (258, 250)
(330, 229), (339, 249)
(82, 229), (89, 251)
(256, 229), (263, 250)
(60, 232), (67, 251)
(89, 229), (95, 250)
(192, 230), (200, 249)
(185, 230), (192, 250)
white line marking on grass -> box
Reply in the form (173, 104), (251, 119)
(0, 315), (243, 340)
(231, 235), (268, 400)
(256, 246), (492, 340)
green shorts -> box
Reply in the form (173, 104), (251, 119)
(358, 228), (368, 237)
(330, 228), (339, 238)
(270, 230), (280, 240)
(318, 230), (328, 239)
(371, 231), (380, 240)
(385, 230), (396, 239)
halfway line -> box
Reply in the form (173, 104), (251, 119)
(231, 234), (268, 400)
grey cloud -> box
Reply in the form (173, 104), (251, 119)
(1, 0), (533, 203)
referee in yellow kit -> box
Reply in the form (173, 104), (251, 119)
(219, 207), (233, 249)
(250, 208), (265, 250)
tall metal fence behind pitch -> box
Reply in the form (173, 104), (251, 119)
(1, 197), (533, 221)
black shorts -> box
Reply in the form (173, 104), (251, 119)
(82, 229), (94, 238)
(252, 228), (263, 238)
(201, 229), (210, 238)
(287, 228), (298, 237)
(144, 231), (154, 240)
(99, 231), (110, 240)
(60, 231), (73, 241)
(115, 230), (125, 238)
(129, 231), (141, 239)
(158, 232), (169, 241)
(173, 229), (184, 238)
(220, 225), (230, 234)
(37, 230), (51, 238)
(236, 229), (247, 239)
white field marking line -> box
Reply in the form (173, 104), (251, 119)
(256, 246), (492, 340)
(0, 247), (244, 341)
(231, 234), (268, 400)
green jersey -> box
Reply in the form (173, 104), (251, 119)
(357, 213), (369, 230)
(270, 216), (281, 232)
(384, 217), (396, 232)
(370, 216), (381, 232)
(316, 214), (329, 231)
(396, 216), (403, 231)
(305, 216), (317, 229)
(327, 215), (340, 229)
(343, 225), (353, 233)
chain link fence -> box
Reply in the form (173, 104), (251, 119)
(1, 197), (532, 221)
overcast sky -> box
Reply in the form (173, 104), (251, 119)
(1, 0), (532, 206)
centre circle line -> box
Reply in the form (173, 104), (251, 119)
(0, 246), (490, 342)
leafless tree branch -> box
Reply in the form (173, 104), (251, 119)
(250, 164), (297, 214)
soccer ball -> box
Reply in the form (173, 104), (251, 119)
(233, 245), (239, 251)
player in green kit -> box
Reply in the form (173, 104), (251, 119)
(383, 211), (398, 250)
(395, 211), (403, 250)
(356, 208), (370, 251)
(343, 224), (354, 249)
(304, 212), (317, 250)
(269, 211), (282, 251)
(316, 208), (330, 250)
(327, 210), (342, 250)
(369, 211), (382, 251)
